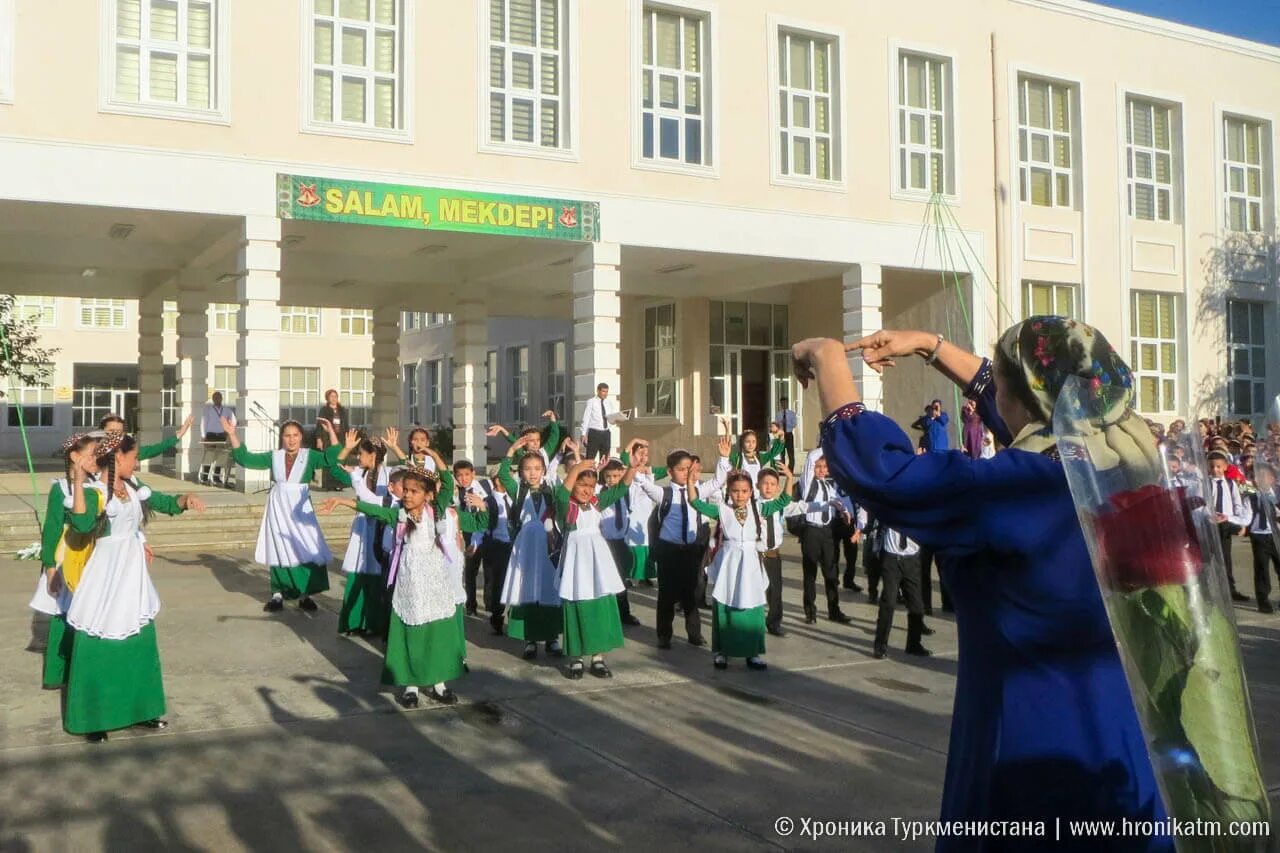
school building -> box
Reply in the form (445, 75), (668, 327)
(1, 0), (1278, 488)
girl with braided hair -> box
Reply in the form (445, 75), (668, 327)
(320, 463), (485, 707)
(686, 464), (798, 671)
(222, 415), (340, 613)
(64, 433), (205, 741)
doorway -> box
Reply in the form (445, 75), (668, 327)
(714, 347), (771, 437)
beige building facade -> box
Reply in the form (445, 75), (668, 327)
(0, 0), (1277, 484)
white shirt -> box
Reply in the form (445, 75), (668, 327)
(638, 479), (719, 545)
(580, 396), (618, 434)
(478, 479), (514, 544)
(1247, 489), (1278, 535)
(1210, 477), (1250, 527)
(202, 402), (235, 438)
(800, 478), (843, 527)
(760, 499), (830, 551)
(597, 482), (631, 541)
(881, 526), (920, 557)
(453, 480), (488, 546)
(775, 409), (798, 433)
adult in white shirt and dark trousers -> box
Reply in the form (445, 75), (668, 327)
(1246, 462), (1280, 613)
(1208, 451), (1250, 602)
(873, 525), (931, 659)
(638, 450), (716, 648)
(774, 398), (798, 471)
(580, 383), (618, 463)
(199, 392), (236, 485)
(796, 455), (853, 625)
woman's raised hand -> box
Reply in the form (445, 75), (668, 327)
(847, 330), (935, 374)
(176, 414), (195, 439)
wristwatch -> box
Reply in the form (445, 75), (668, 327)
(923, 334), (945, 365)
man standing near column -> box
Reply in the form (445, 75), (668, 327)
(774, 397), (799, 471)
(579, 382), (618, 463)
(202, 391), (236, 441)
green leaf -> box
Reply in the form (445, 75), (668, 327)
(1180, 606), (1268, 803)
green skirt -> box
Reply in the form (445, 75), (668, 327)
(507, 603), (562, 642)
(382, 606), (467, 687)
(629, 546), (655, 581)
(712, 602), (766, 658)
(270, 563), (330, 598)
(339, 572), (389, 635)
(43, 614), (73, 689)
(63, 623), (166, 735)
(562, 596), (625, 657)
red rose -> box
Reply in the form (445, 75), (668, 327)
(1093, 484), (1204, 591)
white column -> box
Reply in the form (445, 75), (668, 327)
(372, 305), (401, 432)
(572, 242), (622, 447)
(175, 274), (209, 479)
(842, 264), (884, 412)
(235, 216), (282, 492)
(137, 292), (166, 472)
(452, 293), (488, 465)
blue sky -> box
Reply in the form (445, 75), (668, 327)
(1093, 0), (1280, 46)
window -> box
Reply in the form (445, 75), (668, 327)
(1130, 292), (1179, 414)
(401, 311), (421, 331)
(424, 358), (445, 425)
(1224, 116), (1266, 233)
(15, 296), (56, 327)
(643, 303), (676, 417)
(508, 346), (529, 424)
(776, 28), (839, 182)
(210, 302), (238, 332)
(162, 300), (178, 332)
(542, 340), (566, 421)
(487, 0), (569, 151)
(340, 367), (373, 428)
(79, 298), (128, 329)
(309, 0), (406, 134)
(1022, 281), (1076, 319)
(402, 362), (419, 424)
(280, 305), (322, 335)
(278, 366), (320, 426)
(107, 0), (223, 117)
(1228, 300), (1267, 420)
(897, 51), (953, 196)
(0, 0), (13, 103)
(708, 301), (789, 427)
(640, 5), (709, 167)
(72, 388), (115, 428)
(212, 365), (238, 405)
(6, 368), (54, 428)
(162, 365), (179, 428)
(1018, 77), (1073, 208)
(340, 307), (372, 336)
(1126, 97), (1175, 222)
(485, 349), (499, 423)
(426, 313), (451, 327)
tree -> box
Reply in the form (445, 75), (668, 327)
(0, 294), (59, 393)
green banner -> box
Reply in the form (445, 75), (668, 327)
(277, 174), (600, 241)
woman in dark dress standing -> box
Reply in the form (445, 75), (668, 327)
(315, 389), (349, 491)
(793, 318), (1173, 851)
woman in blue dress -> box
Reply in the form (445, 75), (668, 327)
(792, 318), (1172, 850)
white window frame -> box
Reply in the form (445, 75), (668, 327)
(162, 366), (180, 427)
(425, 312), (451, 327)
(339, 307), (372, 336)
(1227, 299), (1267, 422)
(209, 302), (238, 333)
(424, 358), (445, 426)
(212, 365), (238, 405)
(280, 305), (322, 335)
(340, 366), (374, 427)
(162, 300), (179, 332)
(15, 296), (57, 327)
(1222, 113), (1269, 234)
(99, 0), (230, 124)
(631, 0), (718, 177)
(768, 17), (844, 190)
(5, 368), (55, 430)
(508, 345), (529, 424)
(78, 298), (128, 329)
(1125, 95), (1178, 223)
(485, 349), (499, 424)
(300, 0), (415, 143)
(1017, 76), (1075, 209)
(402, 361), (419, 424)
(1021, 280), (1077, 320)
(1129, 290), (1181, 416)
(642, 302), (678, 419)
(0, 0), (15, 104)
(891, 43), (957, 201)
(279, 366), (321, 425)
(480, 0), (578, 161)
(401, 311), (421, 331)
(541, 339), (567, 421)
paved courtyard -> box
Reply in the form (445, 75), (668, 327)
(2, 541), (1279, 852)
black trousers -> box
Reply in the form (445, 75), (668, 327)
(783, 431), (796, 471)
(584, 428), (612, 462)
(865, 543), (883, 597)
(762, 552), (783, 630)
(482, 538), (513, 631)
(1251, 533), (1280, 604)
(464, 546), (485, 611)
(800, 524), (840, 617)
(833, 518), (859, 587)
(876, 553), (924, 650)
(1219, 522), (1242, 590)
(654, 540), (705, 642)
(606, 538), (633, 620)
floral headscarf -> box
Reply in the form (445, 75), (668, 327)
(997, 316), (1160, 483)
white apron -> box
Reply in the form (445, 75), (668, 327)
(254, 449), (332, 568)
(391, 509), (460, 626)
(438, 507), (467, 606)
(66, 483), (162, 640)
(500, 490), (559, 607)
(558, 503), (625, 601)
(706, 503), (770, 610)
(342, 465), (389, 575)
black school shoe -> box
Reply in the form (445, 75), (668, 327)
(398, 690), (419, 709)
(905, 644), (932, 657)
(86, 731), (109, 743)
(133, 719), (168, 730)
(589, 659), (612, 678)
(767, 625), (786, 637)
(263, 598), (284, 612)
(567, 660), (585, 680)
(428, 686), (458, 705)
(621, 614), (642, 626)
(745, 657), (768, 671)
(1259, 601), (1276, 614)
(657, 637), (672, 650)
(871, 644), (887, 659)
(299, 597), (318, 612)
(829, 610), (853, 625)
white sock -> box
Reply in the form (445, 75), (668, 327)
(404, 685), (418, 695)
(271, 592), (283, 601)
(433, 682), (446, 692)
